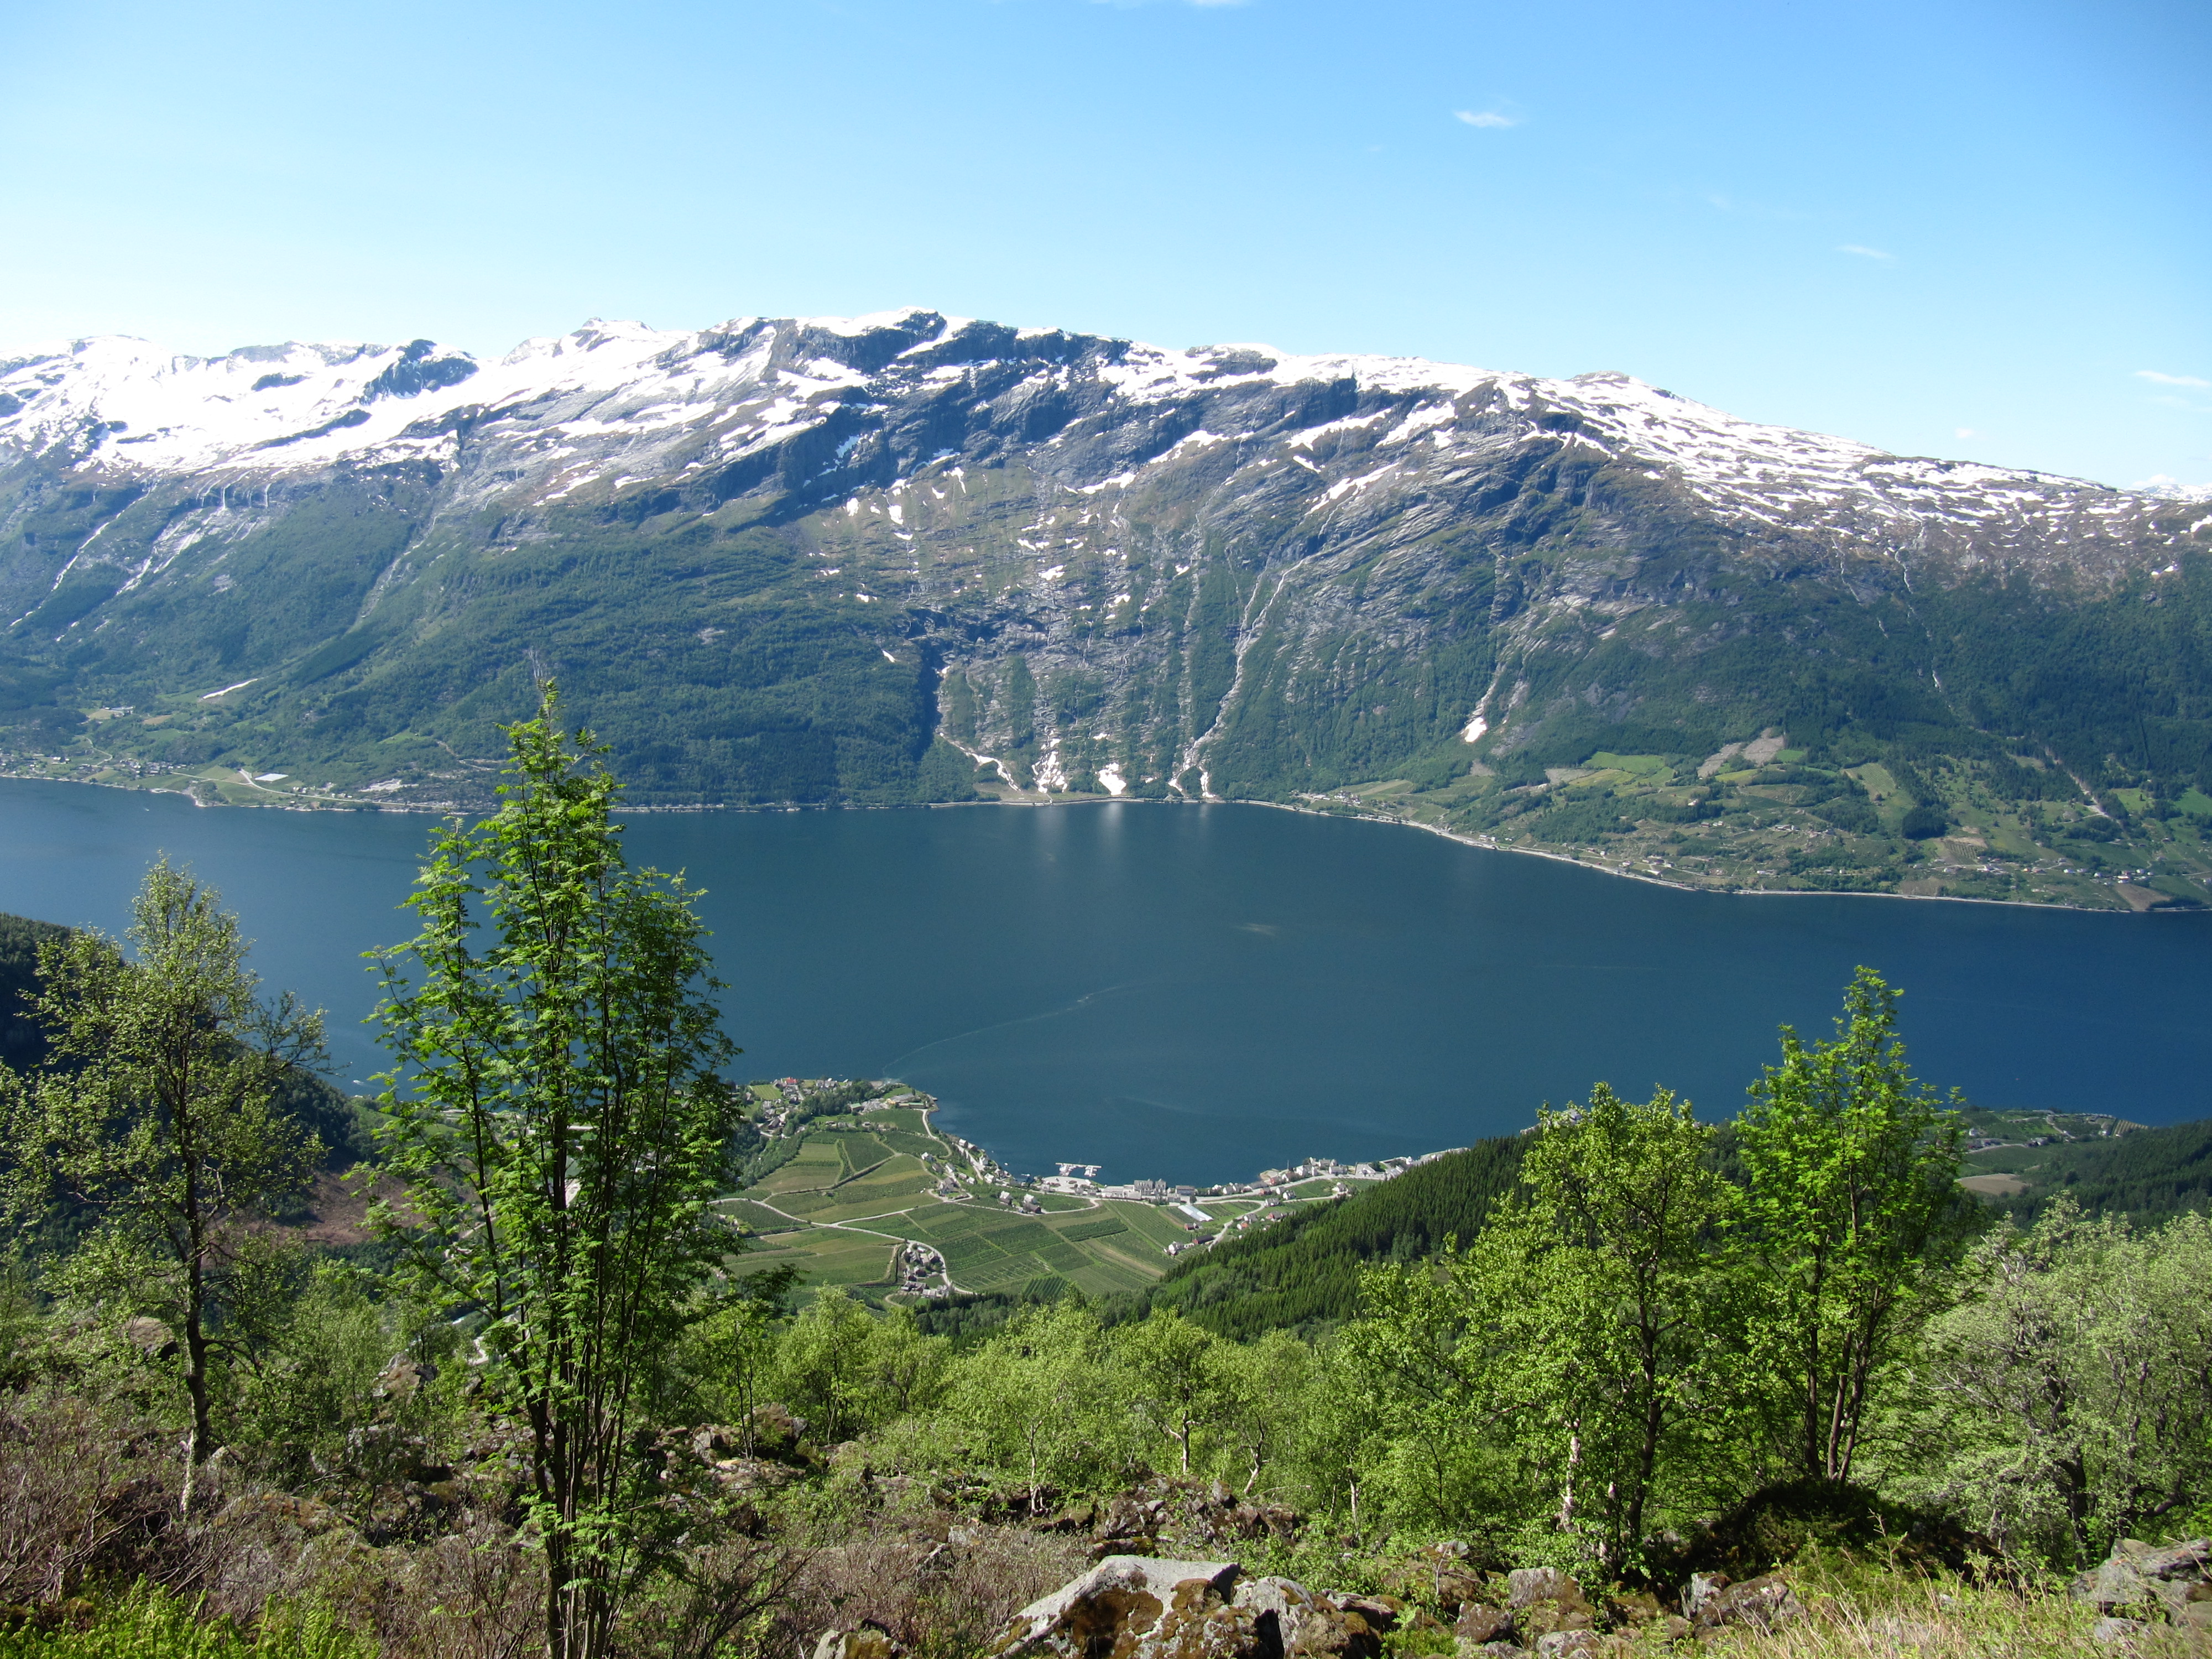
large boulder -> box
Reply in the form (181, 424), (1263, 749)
(990, 1560), (1401, 1659)
(2072, 1538), (2211, 1627)
(1452, 1603), (1515, 1645)
(991, 1556), (1259, 1658)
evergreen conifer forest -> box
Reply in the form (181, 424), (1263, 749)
(1, 705), (2207, 1659)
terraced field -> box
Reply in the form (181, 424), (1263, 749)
(724, 1087), (1384, 1306)
(727, 1097), (1264, 1305)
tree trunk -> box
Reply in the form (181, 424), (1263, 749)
(180, 1172), (211, 1514)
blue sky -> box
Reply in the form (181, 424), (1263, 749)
(2, 0), (2205, 487)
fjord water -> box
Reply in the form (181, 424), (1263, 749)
(1, 780), (2207, 1185)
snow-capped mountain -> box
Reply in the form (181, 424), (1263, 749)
(1, 310), (2179, 576)
(1, 307), (2206, 904)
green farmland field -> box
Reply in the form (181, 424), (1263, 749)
(726, 1089), (1369, 1306)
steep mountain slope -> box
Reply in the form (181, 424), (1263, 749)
(4, 309), (2210, 907)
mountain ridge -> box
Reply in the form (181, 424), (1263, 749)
(4, 307), (2210, 909)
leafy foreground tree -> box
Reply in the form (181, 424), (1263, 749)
(0, 859), (324, 1509)
(1895, 1201), (2212, 1564)
(370, 688), (747, 1659)
(1738, 966), (1978, 1484)
(1342, 1085), (1744, 1567)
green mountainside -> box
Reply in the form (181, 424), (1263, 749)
(6, 314), (2212, 907)
(1976, 1116), (2212, 1224)
(1133, 1137), (1531, 1339)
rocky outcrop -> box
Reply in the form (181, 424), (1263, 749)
(989, 1558), (1398, 1659)
(1086, 1480), (1302, 1561)
(1681, 1571), (1801, 1635)
(990, 1548), (1824, 1659)
(2071, 1537), (2211, 1641)
(989, 1556), (1260, 1658)
(1230, 1577), (1383, 1658)
(812, 1625), (902, 1659)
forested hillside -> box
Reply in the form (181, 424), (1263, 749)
(6, 313), (2212, 906)
(1995, 1115), (2212, 1223)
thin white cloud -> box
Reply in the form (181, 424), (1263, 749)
(1837, 244), (1894, 261)
(1454, 110), (1517, 129)
(2137, 369), (2210, 388)
(1955, 427), (1977, 439)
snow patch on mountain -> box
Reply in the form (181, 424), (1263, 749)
(0, 307), (2184, 578)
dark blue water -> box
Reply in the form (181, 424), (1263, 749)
(1, 781), (2206, 1185)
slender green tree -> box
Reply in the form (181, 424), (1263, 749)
(369, 687), (745, 1659)
(1738, 966), (1976, 1483)
(0, 859), (324, 1508)
(1215, 1327), (1312, 1495)
(1511, 1085), (1745, 1561)
(1115, 1307), (1228, 1476)
(1344, 1087), (1743, 1564)
(951, 1299), (1126, 1507)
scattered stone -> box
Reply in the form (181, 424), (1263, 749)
(747, 1401), (811, 1459)
(813, 1625), (902, 1659)
(1598, 1590), (1660, 1629)
(374, 1354), (435, 1398)
(1453, 1604), (1514, 1644)
(2090, 1615), (2147, 1645)
(1681, 1573), (1727, 1619)
(1339, 1596), (1399, 1633)
(1413, 1541), (1489, 1609)
(1532, 1634), (1604, 1658)
(1506, 1569), (1580, 1609)
(1501, 1569), (1593, 1643)
(1689, 1573), (1800, 1634)
(1229, 1577), (1384, 1657)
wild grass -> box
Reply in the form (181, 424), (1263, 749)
(1698, 1552), (2202, 1659)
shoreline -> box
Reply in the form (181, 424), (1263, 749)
(0, 767), (2184, 918)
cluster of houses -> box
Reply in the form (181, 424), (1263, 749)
(891, 1239), (950, 1298)
(749, 1076), (853, 1139)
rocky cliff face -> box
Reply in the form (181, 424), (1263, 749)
(4, 310), (2209, 905)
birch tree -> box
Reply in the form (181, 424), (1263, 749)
(370, 687), (745, 1659)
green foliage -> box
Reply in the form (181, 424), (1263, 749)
(1114, 1309), (1229, 1477)
(0, 863), (324, 1494)
(936, 1300), (1135, 1505)
(771, 1288), (950, 1444)
(366, 686), (748, 1659)
(1892, 1203), (2212, 1566)
(1738, 968), (1978, 1483)
(0, 912), (71, 1073)
(0, 1586), (369, 1659)
(9, 822), (2212, 1634)
(1900, 802), (1949, 839)
(1338, 1087), (1750, 1568)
